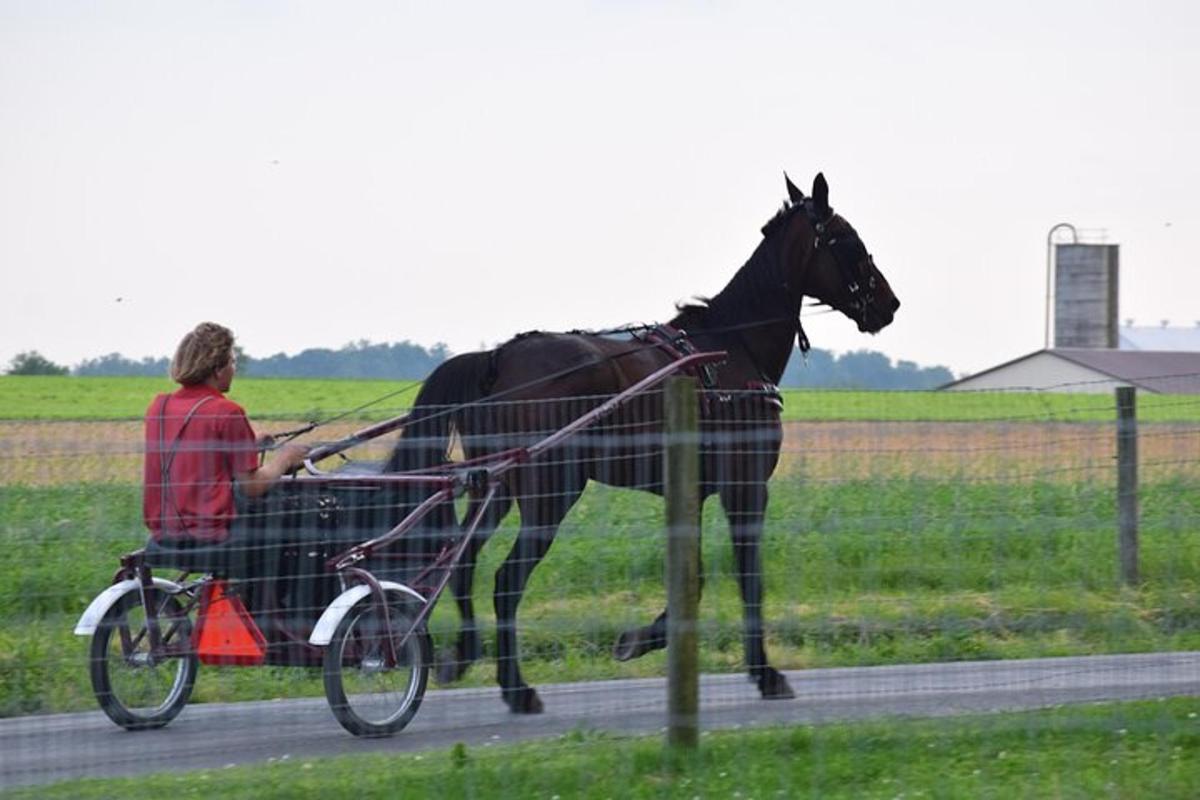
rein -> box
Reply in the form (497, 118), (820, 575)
(262, 382), (424, 449)
(264, 199), (867, 447)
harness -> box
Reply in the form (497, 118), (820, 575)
(156, 393), (215, 537)
(802, 199), (878, 330)
(639, 324), (719, 390)
(638, 324), (783, 413)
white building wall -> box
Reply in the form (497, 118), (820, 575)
(1119, 325), (1200, 351)
(945, 352), (1132, 393)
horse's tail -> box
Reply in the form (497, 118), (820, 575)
(380, 351), (496, 557)
(385, 349), (495, 474)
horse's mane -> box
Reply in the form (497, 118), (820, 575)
(496, 202), (799, 345)
(759, 201), (795, 238)
(669, 201), (797, 333)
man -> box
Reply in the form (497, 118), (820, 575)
(143, 322), (307, 573)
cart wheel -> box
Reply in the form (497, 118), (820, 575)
(90, 586), (198, 731)
(323, 593), (430, 737)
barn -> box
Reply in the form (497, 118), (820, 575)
(941, 348), (1200, 394)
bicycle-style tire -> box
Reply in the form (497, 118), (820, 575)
(90, 586), (198, 730)
(323, 593), (430, 737)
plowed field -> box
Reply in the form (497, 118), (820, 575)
(3, 420), (1196, 486)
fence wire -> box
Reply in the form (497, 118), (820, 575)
(1, 380), (1198, 795)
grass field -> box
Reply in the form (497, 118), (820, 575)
(0, 375), (423, 421)
(4, 374), (1200, 422)
(5, 699), (1199, 799)
(2, 473), (1198, 716)
(0, 375), (1197, 720)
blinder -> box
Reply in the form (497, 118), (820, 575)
(801, 199), (877, 319)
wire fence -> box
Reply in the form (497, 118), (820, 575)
(1, 377), (1199, 794)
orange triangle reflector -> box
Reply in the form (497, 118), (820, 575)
(194, 580), (267, 666)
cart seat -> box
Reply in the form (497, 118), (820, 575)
(142, 537), (270, 578)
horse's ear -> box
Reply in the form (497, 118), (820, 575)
(812, 173), (830, 216)
(784, 172), (805, 204)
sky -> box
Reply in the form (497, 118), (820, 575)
(2, 1), (1198, 378)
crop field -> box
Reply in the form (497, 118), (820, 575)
(5, 375), (1200, 423)
(1, 377), (1198, 718)
(3, 417), (1199, 487)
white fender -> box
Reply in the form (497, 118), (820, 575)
(74, 577), (185, 636)
(308, 581), (427, 646)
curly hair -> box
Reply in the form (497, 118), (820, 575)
(170, 322), (235, 385)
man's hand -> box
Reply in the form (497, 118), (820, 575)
(236, 442), (311, 499)
(273, 442), (310, 473)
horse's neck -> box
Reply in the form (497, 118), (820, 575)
(738, 322), (798, 384)
(689, 235), (804, 384)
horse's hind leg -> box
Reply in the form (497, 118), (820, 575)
(435, 487), (512, 685)
(721, 482), (794, 699)
(493, 484), (582, 713)
(612, 568), (706, 662)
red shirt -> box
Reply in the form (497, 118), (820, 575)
(143, 384), (259, 543)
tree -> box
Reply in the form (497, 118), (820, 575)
(75, 352), (170, 377)
(233, 345), (251, 376)
(778, 347), (955, 390)
(6, 351), (68, 376)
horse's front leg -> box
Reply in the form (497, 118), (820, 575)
(721, 483), (794, 699)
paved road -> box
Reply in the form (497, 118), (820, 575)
(3, 652), (1198, 788)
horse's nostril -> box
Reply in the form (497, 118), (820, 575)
(892, 298), (901, 312)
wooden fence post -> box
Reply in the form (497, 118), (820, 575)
(1116, 386), (1139, 586)
(665, 376), (700, 750)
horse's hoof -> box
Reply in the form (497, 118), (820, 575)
(612, 628), (662, 662)
(434, 648), (471, 685)
(502, 686), (544, 714)
(612, 630), (641, 662)
(757, 667), (795, 700)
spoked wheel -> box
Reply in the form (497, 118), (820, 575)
(90, 586), (198, 730)
(323, 593), (430, 737)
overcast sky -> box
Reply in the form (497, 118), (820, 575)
(2, 1), (1197, 377)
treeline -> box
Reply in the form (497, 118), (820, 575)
(780, 348), (954, 390)
(11, 341), (954, 389)
(72, 340), (452, 380)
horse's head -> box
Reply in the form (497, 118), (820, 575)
(783, 173), (900, 334)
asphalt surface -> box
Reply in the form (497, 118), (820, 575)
(3, 651), (1198, 788)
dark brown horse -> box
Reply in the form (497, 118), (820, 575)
(385, 173), (899, 713)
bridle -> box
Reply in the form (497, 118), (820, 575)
(761, 198), (878, 355)
(800, 199), (878, 330)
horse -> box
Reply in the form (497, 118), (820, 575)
(384, 173), (900, 713)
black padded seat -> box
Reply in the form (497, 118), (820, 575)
(142, 537), (269, 577)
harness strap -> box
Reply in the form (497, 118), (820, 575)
(157, 394), (215, 536)
(796, 319), (811, 354)
(641, 324), (719, 390)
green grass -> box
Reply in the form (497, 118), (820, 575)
(2, 476), (1198, 716)
(0, 376), (422, 421)
(5, 699), (1199, 799)
(780, 388), (1200, 422)
(4, 375), (1200, 422)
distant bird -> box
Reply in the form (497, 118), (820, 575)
(115, 297), (124, 303)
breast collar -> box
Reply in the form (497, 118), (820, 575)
(640, 324), (719, 390)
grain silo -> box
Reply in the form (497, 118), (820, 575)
(1053, 242), (1119, 349)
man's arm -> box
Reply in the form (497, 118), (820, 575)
(235, 443), (309, 499)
